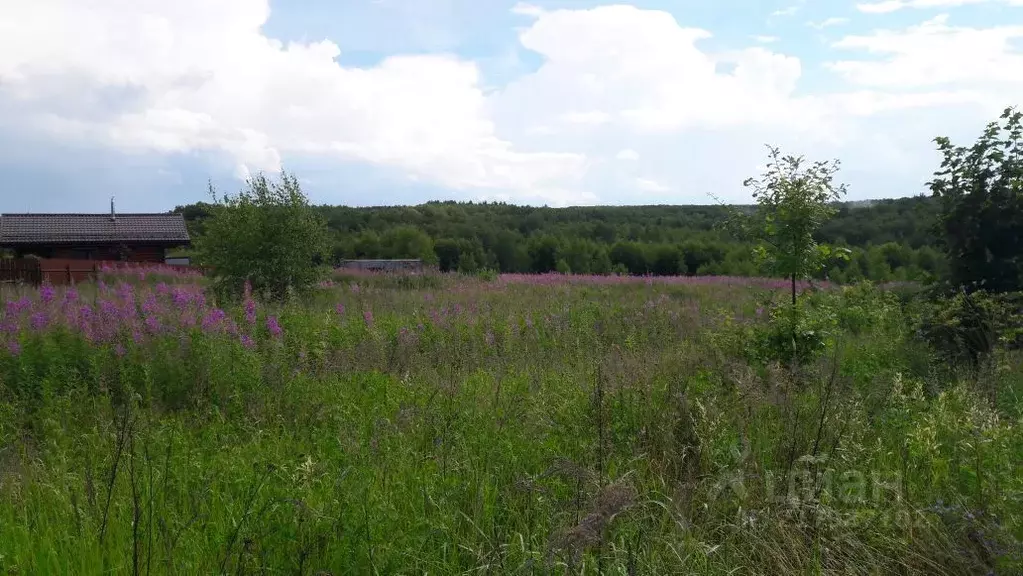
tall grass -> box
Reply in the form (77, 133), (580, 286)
(0, 272), (1019, 574)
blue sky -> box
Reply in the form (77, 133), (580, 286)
(0, 0), (1020, 212)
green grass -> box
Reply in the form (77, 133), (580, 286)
(0, 276), (1020, 574)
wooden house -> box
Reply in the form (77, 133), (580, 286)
(0, 207), (190, 263)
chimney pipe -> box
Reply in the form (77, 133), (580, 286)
(111, 196), (116, 221)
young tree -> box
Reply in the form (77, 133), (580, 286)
(928, 106), (1023, 293)
(736, 146), (848, 304)
(196, 171), (330, 301)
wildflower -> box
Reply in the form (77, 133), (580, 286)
(29, 312), (48, 331)
(7, 340), (22, 356)
(335, 302), (345, 316)
(266, 315), (283, 338)
(244, 298), (257, 324)
(202, 309), (227, 332)
(363, 309), (374, 327)
(65, 287), (79, 303)
(40, 283), (56, 304)
(240, 334), (255, 349)
(114, 343), (127, 357)
(485, 330), (495, 347)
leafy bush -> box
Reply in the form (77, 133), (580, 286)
(917, 290), (1023, 368)
(195, 172), (330, 302)
(746, 297), (838, 366)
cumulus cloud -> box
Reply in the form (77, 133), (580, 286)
(856, 0), (1022, 13)
(827, 14), (1023, 112)
(636, 177), (671, 192)
(808, 17), (850, 29)
(0, 1), (1020, 206)
(0, 0), (586, 204)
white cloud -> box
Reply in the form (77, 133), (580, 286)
(752, 35), (780, 43)
(856, 0), (1022, 13)
(495, 5), (819, 136)
(511, 2), (545, 17)
(636, 177), (670, 192)
(771, 5), (801, 17)
(808, 17), (850, 29)
(827, 14), (1023, 111)
(559, 111), (612, 125)
(0, 1), (1019, 206)
(0, 0), (586, 205)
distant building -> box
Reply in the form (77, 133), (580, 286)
(0, 203), (190, 263)
(339, 259), (424, 273)
(165, 256), (191, 266)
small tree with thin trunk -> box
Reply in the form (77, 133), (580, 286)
(738, 146), (848, 304)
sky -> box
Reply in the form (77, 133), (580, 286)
(0, 0), (1021, 212)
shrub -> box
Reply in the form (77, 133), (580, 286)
(917, 290), (1023, 368)
(195, 171), (330, 302)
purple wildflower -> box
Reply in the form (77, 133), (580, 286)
(30, 312), (48, 332)
(202, 308), (227, 332)
(65, 287), (79, 303)
(40, 283), (56, 304)
(114, 343), (127, 357)
(7, 340), (22, 356)
(240, 334), (255, 349)
(244, 298), (257, 324)
(335, 302), (345, 316)
(363, 309), (373, 327)
(266, 315), (283, 338)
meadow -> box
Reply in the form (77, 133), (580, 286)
(0, 269), (1020, 575)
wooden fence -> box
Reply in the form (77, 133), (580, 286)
(0, 259), (42, 286)
(1, 258), (204, 287)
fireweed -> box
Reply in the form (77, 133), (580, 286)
(0, 273), (1019, 575)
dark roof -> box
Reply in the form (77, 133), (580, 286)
(0, 213), (190, 245)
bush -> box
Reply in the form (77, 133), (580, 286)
(747, 298), (838, 366)
(196, 171), (330, 302)
(916, 290), (1023, 368)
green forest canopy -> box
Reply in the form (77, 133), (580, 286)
(175, 194), (944, 283)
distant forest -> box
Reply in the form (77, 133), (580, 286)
(175, 195), (944, 283)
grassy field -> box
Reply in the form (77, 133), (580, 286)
(0, 270), (1020, 574)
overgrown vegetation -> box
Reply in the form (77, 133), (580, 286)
(1, 270), (1021, 574)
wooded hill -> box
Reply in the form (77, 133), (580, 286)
(176, 194), (944, 283)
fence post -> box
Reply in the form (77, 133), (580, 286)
(66, 264), (71, 285)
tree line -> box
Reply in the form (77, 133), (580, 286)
(176, 194), (945, 283)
